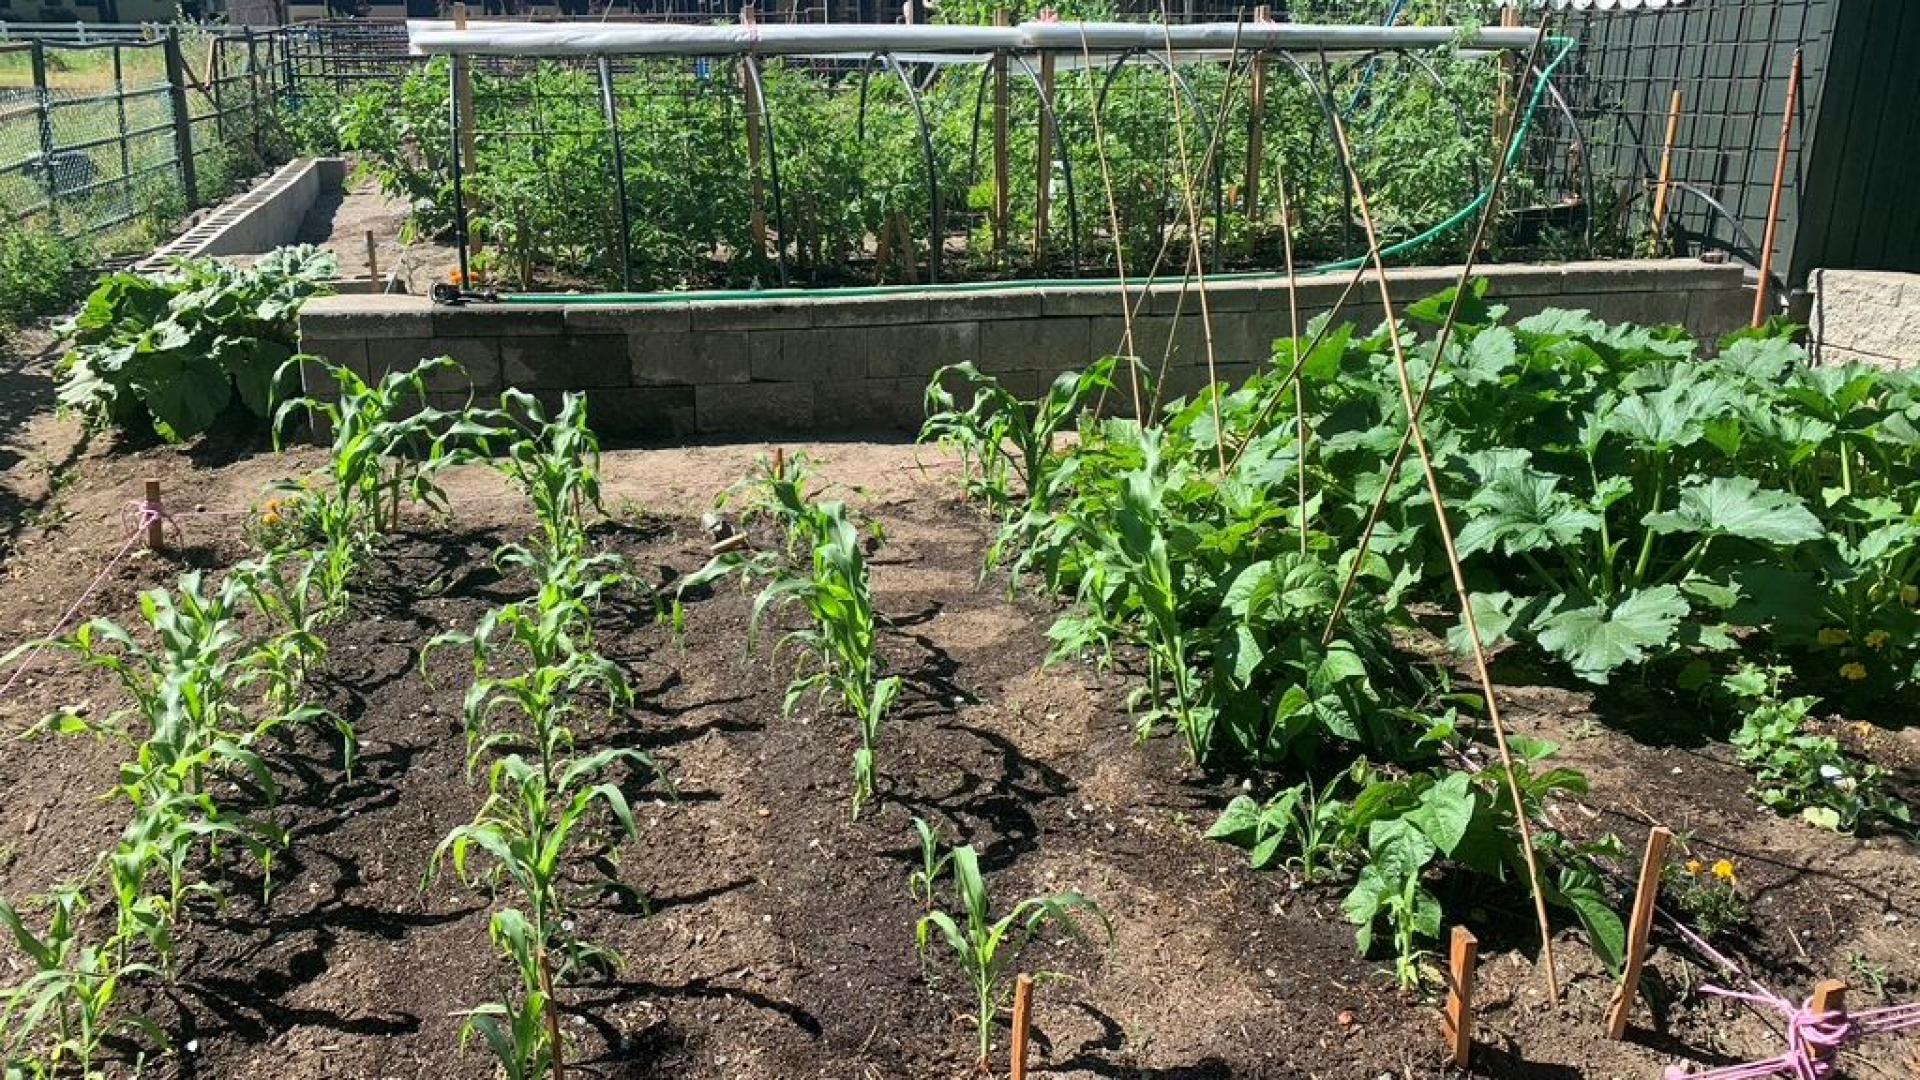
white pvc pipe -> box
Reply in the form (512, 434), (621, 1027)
(406, 19), (1541, 58)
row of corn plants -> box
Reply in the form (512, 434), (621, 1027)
(920, 287), (1916, 986)
(685, 451), (901, 819)
(0, 356), (492, 1075)
(423, 390), (666, 1079)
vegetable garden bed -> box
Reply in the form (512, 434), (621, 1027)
(0, 435), (1915, 1080)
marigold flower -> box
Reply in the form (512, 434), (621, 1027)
(1865, 630), (1890, 650)
(261, 510), (281, 527)
(1712, 859), (1736, 881)
(1839, 662), (1868, 681)
(1817, 627), (1850, 646)
(1685, 859), (1703, 875)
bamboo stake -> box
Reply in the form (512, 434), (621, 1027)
(742, 5), (769, 258)
(142, 479), (164, 550)
(365, 228), (379, 284)
(1444, 926), (1479, 1068)
(1009, 973), (1034, 1080)
(1752, 48), (1801, 328)
(993, 9), (1011, 262)
(1605, 826), (1673, 1039)
(1648, 88), (1683, 257)
(1242, 5), (1270, 222)
(1033, 51), (1055, 266)
(1073, 24), (1142, 418)
(1320, 38), (1561, 1003)
(452, 4), (476, 172)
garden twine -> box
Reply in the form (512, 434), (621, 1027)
(0, 497), (175, 704)
(1661, 911), (1920, 1080)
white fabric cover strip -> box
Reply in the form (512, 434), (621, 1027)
(405, 19), (1542, 58)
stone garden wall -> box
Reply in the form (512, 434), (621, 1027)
(297, 259), (1750, 437)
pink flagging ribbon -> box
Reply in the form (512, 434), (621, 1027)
(0, 499), (171, 704)
(1661, 910), (1920, 1080)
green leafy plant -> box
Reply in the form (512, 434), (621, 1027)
(1661, 847), (1751, 941)
(0, 887), (160, 1078)
(57, 245), (335, 441)
(915, 842), (1107, 1068)
(1720, 664), (1909, 834)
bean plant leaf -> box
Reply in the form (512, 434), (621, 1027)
(1643, 476), (1824, 546)
(1536, 585), (1690, 682)
(1562, 883), (1627, 975)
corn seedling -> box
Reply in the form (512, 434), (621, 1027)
(915, 842), (1107, 1068)
(457, 909), (560, 1080)
(907, 816), (953, 911)
(483, 390), (606, 560)
(0, 887), (161, 1078)
(272, 355), (497, 610)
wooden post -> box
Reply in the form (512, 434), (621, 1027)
(1648, 88), (1683, 257)
(365, 228), (379, 284)
(1444, 926), (1479, 1068)
(161, 28), (200, 208)
(142, 479), (164, 550)
(1809, 980), (1847, 1065)
(1752, 48), (1801, 328)
(1033, 50), (1055, 266)
(741, 5), (768, 258)
(992, 8), (1010, 260)
(452, 3), (476, 173)
(1242, 6), (1270, 222)
(1606, 825), (1672, 1039)
(1010, 973), (1034, 1080)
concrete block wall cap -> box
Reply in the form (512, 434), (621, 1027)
(1038, 286), (1125, 318)
(563, 304), (692, 333)
(807, 295), (935, 327)
(921, 290), (1045, 322)
(433, 306), (568, 336)
(687, 299), (815, 331)
(300, 293), (435, 338)
(1556, 258), (1744, 294)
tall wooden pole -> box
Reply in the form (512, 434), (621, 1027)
(1752, 47), (1801, 328)
(452, 3), (476, 172)
(1033, 50), (1055, 266)
(1605, 826), (1672, 1039)
(992, 8), (1010, 260)
(1444, 926), (1479, 1068)
(742, 5), (769, 258)
(1242, 5), (1269, 221)
(1648, 88), (1683, 257)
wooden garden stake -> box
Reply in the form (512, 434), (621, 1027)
(741, 6), (769, 257)
(1010, 973), (1034, 1080)
(143, 479), (164, 550)
(1242, 5), (1269, 221)
(992, 8), (1010, 260)
(1444, 926), (1479, 1068)
(1648, 88), (1683, 257)
(1810, 979), (1847, 1065)
(1752, 47), (1801, 328)
(452, 4), (476, 172)
(1605, 825), (1672, 1039)
(365, 228), (379, 284)
(1033, 48), (1055, 266)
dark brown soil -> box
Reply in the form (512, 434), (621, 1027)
(1, 365), (1917, 1079)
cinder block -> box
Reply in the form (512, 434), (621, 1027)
(564, 303), (692, 334)
(500, 335), (573, 390)
(756, 328), (869, 382)
(632, 331), (751, 386)
(433, 306), (567, 337)
(1557, 258), (1743, 296)
(587, 386), (697, 437)
(298, 294), (433, 338)
(688, 299), (814, 332)
(978, 316), (1090, 374)
(367, 336), (503, 391)
(810, 380), (893, 432)
(866, 321), (979, 378)
(1572, 290), (1693, 329)
(809, 294), (935, 327)
(923, 290), (1045, 323)
(696, 382), (815, 433)
(298, 337), (370, 381)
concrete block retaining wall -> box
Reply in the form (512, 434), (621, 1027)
(297, 258), (1750, 438)
(1807, 268), (1920, 369)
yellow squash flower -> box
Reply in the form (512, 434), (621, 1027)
(1865, 630), (1890, 650)
(1712, 859), (1736, 881)
(1840, 662), (1868, 681)
(1817, 627), (1850, 646)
